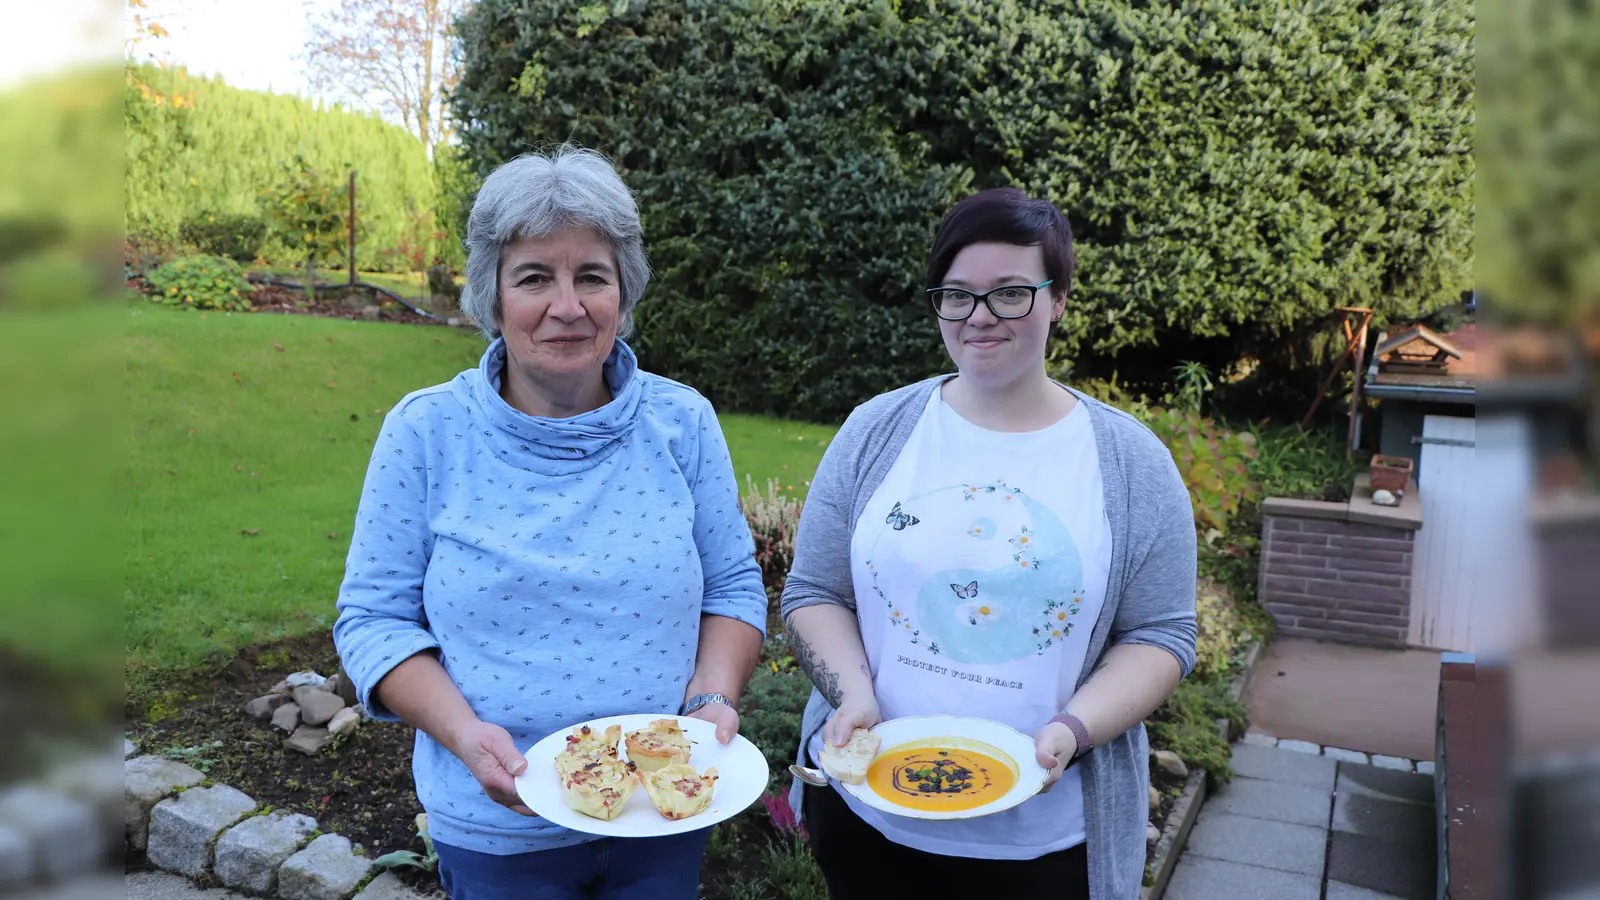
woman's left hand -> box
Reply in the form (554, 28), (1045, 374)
(687, 701), (741, 745)
(1033, 721), (1078, 793)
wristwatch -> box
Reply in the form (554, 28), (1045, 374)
(680, 692), (736, 716)
(1048, 711), (1094, 764)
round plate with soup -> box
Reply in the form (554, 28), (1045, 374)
(515, 713), (769, 838)
(839, 715), (1051, 820)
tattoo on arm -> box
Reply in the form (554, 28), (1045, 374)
(790, 630), (844, 707)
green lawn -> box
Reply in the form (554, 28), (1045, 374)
(125, 306), (833, 676)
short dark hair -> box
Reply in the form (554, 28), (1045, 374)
(924, 188), (1077, 301)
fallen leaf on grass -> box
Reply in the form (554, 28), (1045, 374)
(273, 342), (284, 352)
(328, 532), (339, 540)
(325, 382), (336, 389)
(240, 528), (260, 537)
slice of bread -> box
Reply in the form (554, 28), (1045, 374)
(818, 728), (882, 785)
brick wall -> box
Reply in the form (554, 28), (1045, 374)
(1258, 486), (1421, 648)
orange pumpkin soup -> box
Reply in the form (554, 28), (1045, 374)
(866, 745), (1016, 812)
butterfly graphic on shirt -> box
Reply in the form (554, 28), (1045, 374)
(886, 502), (920, 530)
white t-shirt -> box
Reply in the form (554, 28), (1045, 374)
(808, 385), (1111, 860)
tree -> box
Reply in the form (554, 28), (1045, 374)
(303, 0), (464, 155)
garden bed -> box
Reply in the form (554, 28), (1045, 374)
(125, 633), (440, 891)
(248, 283), (445, 326)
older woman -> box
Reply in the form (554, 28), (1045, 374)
(780, 187), (1198, 899)
(333, 146), (767, 900)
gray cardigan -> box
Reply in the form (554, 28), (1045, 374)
(779, 375), (1199, 900)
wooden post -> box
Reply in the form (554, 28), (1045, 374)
(348, 169), (358, 287)
(1346, 311), (1372, 458)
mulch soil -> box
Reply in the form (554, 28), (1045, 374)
(125, 633), (442, 893)
(247, 283), (446, 326)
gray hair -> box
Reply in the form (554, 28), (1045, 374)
(460, 145), (650, 341)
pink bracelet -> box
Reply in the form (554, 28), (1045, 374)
(1048, 712), (1094, 762)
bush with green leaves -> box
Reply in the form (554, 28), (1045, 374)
(178, 213), (266, 264)
(452, 0), (1474, 421)
(1141, 407), (1258, 537)
(125, 62), (437, 273)
(144, 254), (253, 311)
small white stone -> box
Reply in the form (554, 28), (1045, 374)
(1323, 746), (1371, 765)
(285, 672), (327, 689)
(1371, 754), (1414, 772)
(124, 738), (138, 759)
(1278, 739), (1322, 755)
(1151, 750), (1189, 779)
(299, 692), (347, 727)
(1416, 761), (1436, 776)
(1242, 732), (1279, 748)
(1149, 785), (1160, 811)
(1147, 822), (1160, 843)
(328, 708), (361, 738)
(1372, 488), (1399, 507)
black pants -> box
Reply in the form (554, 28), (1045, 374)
(802, 784), (1091, 900)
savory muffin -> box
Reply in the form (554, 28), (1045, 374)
(624, 718), (692, 772)
(555, 723), (621, 777)
(560, 756), (639, 821)
(635, 763), (718, 820)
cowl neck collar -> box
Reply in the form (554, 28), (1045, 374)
(451, 336), (643, 475)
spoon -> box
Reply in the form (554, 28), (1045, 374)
(788, 764), (830, 787)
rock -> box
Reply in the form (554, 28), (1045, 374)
(1149, 785), (1161, 811)
(272, 679), (292, 695)
(286, 672), (327, 689)
(146, 785), (257, 878)
(273, 703), (303, 734)
(47, 753), (126, 853)
(215, 811), (318, 894)
(0, 785), (108, 880)
(299, 692), (347, 727)
(328, 708), (361, 738)
(1278, 739), (1322, 755)
(124, 756), (206, 851)
(1147, 822), (1161, 843)
(293, 685), (334, 708)
(1242, 732), (1279, 748)
(0, 823), (31, 890)
(1152, 750), (1189, 779)
(355, 871), (422, 900)
(1371, 488), (1399, 507)
(279, 834), (373, 900)
(245, 694), (288, 720)
(360, 306), (380, 321)
(354, 704), (371, 720)
(332, 667), (360, 707)
(1322, 746), (1370, 765)
(124, 738), (138, 759)
(287, 726), (333, 756)
(1371, 754), (1414, 772)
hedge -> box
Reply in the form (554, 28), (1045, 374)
(451, 0), (1475, 421)
(125, 63), (441, 272)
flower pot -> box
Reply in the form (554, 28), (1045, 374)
(1370, 454), (1414, 494)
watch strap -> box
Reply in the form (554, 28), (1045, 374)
(680, 691), (735, 716)
(1049, 712), (1094, 761)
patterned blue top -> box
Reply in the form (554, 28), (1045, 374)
(333, 336), (766, 855)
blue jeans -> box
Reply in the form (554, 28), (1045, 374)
(434, 829), (712, 900)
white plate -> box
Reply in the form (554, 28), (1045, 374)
(514, 713), (769, 837)
(838, 714), (1050, 820)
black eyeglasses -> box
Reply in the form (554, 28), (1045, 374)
(926, 280), (1054, 321)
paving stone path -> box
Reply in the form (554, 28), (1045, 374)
(1167, 742), (1437, 900)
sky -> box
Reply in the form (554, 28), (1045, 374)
(1, 0), (326, 96)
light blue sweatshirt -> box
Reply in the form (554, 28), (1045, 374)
(333, 336), (767, 855)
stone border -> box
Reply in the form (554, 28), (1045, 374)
(124, 738), (434, 900)
(1140, 639), (1262, 900)
(1238, 732), (1436, 776)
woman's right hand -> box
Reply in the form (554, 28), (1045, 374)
(823, 693), (883, 748)
(453, 719), (536, 816)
